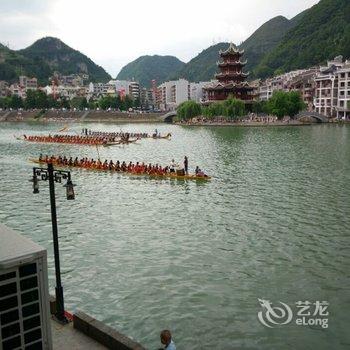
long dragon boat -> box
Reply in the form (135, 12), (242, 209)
(29, 158), (211, 181)
(83, 130), (172, 140)
(20, 135), (139, 146)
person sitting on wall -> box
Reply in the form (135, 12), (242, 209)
(159, 330), (176, 350)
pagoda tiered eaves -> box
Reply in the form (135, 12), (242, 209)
(215, 72), (250, 79)
(203, 42), (254, 102)
(217, 60), (247, 67)
(219, 42), (245, 56)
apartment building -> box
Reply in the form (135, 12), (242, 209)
(129, 81), (140, 100)
(19, 76), (38, 90)
(289, 68), (318, 110)
(189, 82), (211, 102)
(335, 62), (350, 120)
(314, 56), (344, 117)
(157, 79), (190, 110)
(0, 81), (9, 97)
(89, 82), (116, 97)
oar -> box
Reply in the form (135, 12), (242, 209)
(96, 144), (101, 161)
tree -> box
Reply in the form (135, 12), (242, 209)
(176, 100), (202, 120)
(287, 91), (306, 116)
(124, 95), (133, 110)
(9, 95), (24, 109)
(223, 98), (245, 119)
(265, 90), (306, 119)
(70, 97), (88, 110)
(133, 97), (141, 108)
(59, 96), (70, 109)
(98, 95), (117, 110)
(88, 99), (98, 110)
(251, 100), (266, 114)
(202, 101), (226, 118)
(24, 90), (49, 109)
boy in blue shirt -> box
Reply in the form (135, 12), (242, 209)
(160, 329), (176, 350)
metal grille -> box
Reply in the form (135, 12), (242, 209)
(0, 262), (44, 350)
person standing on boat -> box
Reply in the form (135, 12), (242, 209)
(184, 156), (188, 175)
(169, 159), (177, 173)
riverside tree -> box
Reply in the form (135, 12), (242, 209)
(223, 98), (245, 119)
(176, 100), (202, 120)
(265, 91), (306, 119)
(202, 98), (245, 119)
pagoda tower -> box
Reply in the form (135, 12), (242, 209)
(204, 43), (254, 102)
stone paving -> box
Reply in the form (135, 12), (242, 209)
(51, 318), (107, 349)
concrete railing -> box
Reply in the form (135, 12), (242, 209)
(74, 311), (146, 350)
(50, 296), (145, 350)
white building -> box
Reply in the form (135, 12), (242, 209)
(89, 82), (116, 98)
(0, 80), (9, 97)
(189, 82), (211, 102)
(314, 56), (344, 118)
(109, 80), (140, 100)
(156, 79), (190, 110)
(19, 76), (38, 91)
(9, 84), (26, 98)
(335, 61), (350, 120)
(129, 81), (140, 100)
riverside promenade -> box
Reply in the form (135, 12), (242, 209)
(51, 318), (107, 349)
(0, 223), (145, 350)
(0, 109), (164, 123)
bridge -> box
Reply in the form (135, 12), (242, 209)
(159, 111), (177, 123)
(295, 111), (329, 123)
(158, 111), (329, 123)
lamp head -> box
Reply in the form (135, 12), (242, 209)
(31, 175), (39, 194)
(64, 179), (75, 200)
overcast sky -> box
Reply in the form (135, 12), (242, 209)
(0, 0), (319, 77)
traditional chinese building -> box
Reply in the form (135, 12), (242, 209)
(204, 43), (254, 102)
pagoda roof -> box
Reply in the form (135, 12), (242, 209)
(217, 60), (247, 66)
(215, 71), (250, 79)
(205, 81), (254, 91)
(219, 42), (244, 56)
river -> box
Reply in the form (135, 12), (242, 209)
(0, 122), (349, 349)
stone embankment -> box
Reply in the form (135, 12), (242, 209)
(0, 109), (164, 123)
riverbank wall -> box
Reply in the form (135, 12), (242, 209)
(49, 296), (145, 349)
(0, 110), (163, 123)
(175, 120), (313, 127)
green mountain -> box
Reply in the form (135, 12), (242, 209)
(240, 16), (297, 74)
(0, 44), (52, 84)
(116, 55), (185, 87)
(0, 37), (111, 84)
(171, 14), (306, 82)
(19, 37), (111, 83)
(255, 0), (350, 78)
(169, 43), (229, 82)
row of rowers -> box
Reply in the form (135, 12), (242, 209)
(38, 154), (208, 177)
(24, 134), (132, 144)
(83, 129), (148, 138)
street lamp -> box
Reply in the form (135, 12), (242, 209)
(30, 162), (76, 323)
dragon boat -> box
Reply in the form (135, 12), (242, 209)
(29, 158), (211, 181)
(19, 135), (139, 146)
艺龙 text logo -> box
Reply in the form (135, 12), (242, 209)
(258, 299), (329, 329)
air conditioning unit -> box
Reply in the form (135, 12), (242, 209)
(0, 224), (52, 350)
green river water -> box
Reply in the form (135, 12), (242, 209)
(0, 122), (349, 349)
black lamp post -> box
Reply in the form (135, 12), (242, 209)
(31, 163), (75, 323)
